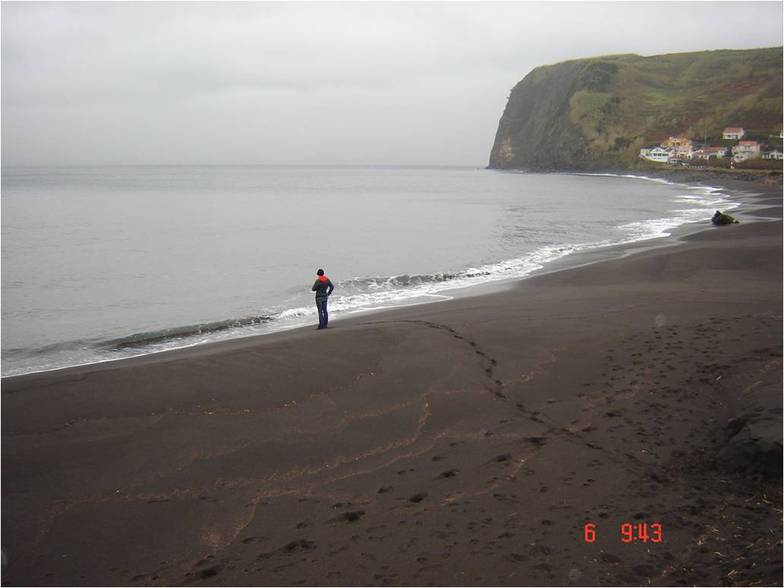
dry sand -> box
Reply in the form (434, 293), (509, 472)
(2, 177), (781, 587)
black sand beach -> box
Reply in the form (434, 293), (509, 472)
(2, 177), (781, 587)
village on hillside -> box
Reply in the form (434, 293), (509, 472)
(639, 126), (783, 168)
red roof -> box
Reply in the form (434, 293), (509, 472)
(723, 127), (744, 133)
(738, 140), (758, 146)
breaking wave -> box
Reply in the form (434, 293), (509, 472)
(102, 315), (276, 349)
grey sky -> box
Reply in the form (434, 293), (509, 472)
(2, 1), (782, 166)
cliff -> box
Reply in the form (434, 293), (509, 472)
(488, 47), (783, 171)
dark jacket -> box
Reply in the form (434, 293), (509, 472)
(312, 276), (334, 299)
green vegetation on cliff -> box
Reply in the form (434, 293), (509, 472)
(489, 47), (783, 170)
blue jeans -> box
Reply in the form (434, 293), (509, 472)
(316, 296), (329, 328)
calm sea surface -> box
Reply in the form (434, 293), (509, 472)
(1, 166), (737, 376)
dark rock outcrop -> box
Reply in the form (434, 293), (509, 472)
(711, 210), (739, 225)
(717, 417), (782, 478)
(488, 60), (608, 171)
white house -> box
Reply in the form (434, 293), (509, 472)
(723, 127), (745, 140)
(640, 147), (671, 163)
(732, 140), (761, 161)
(762, 149), (783, 160)
(675, 146), (694, 159)
(692, 146), (728, 160)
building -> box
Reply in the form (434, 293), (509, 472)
(661, 136), (694, 156)
(762, 149), (783, 160)
(640, 147), (671, 163)
(732, 140), (761, 161)
(692, 146), (728, 160)
(662, 136), (689, 147)
(723, 127), (745, 140)
(661, 136), (694, 159)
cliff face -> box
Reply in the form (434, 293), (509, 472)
(489, 48), (783, 171)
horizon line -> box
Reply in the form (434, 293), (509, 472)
(1, 162), (488, 170)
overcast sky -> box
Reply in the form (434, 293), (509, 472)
(2, 1), (782, 167)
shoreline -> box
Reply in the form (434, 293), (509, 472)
(2, 173), (781, 586)
(1, 170), (762, 381)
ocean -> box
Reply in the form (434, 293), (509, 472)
(1, 165), (738, 376)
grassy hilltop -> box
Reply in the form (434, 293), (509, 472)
(488, 47), (783, 170)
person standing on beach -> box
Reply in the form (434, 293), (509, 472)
(312, 269), (334, 329)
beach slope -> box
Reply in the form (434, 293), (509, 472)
(2, 188), (781, 586)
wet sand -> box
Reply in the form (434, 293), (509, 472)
(2, 178), (781, 587)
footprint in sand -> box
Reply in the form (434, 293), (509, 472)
(599, 552), (621, 564)
(332, 510), (365, 523)
(198, 566), (220, 579)
(524, 436), (547, 447)
(437, 469), (459, 479)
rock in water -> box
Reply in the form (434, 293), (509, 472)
(712, 210), (739, 226)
